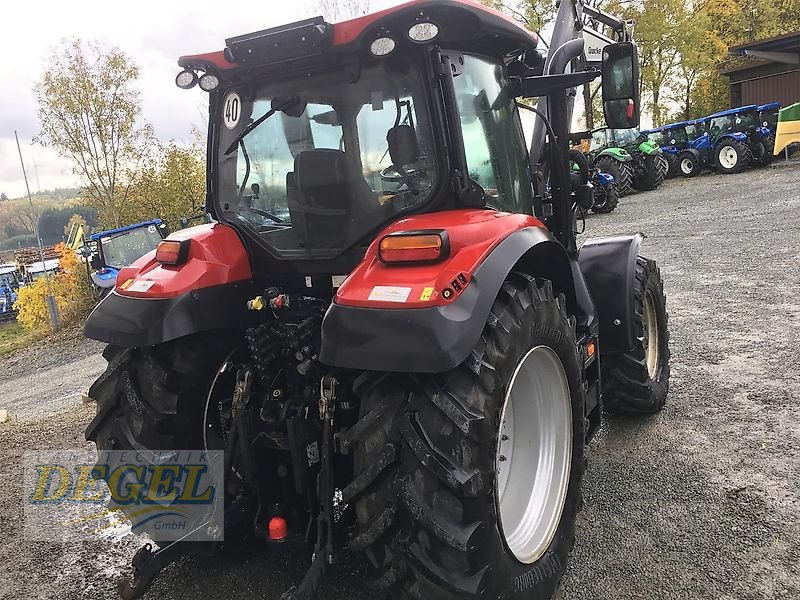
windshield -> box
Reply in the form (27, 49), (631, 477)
(686, 123), (704, 141)
(101, 226), (163, 269)
(647, 130), (666, 146)
(216, 59), (439, 256)
(589, 129), (608, 152)
(610, 128), (641, 146)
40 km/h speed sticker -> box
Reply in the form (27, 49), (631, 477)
(223, 92), (241, 129)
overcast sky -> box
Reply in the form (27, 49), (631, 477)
(0, 0), (405, 199)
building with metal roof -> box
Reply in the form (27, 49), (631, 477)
(722, 31), (800, 107)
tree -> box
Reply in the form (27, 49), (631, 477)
(33, 39), (152, 228)
(0, 193), (8, 202)
(305, 0), (370, 20)
(122, 143), (206, 231)
(478, 0), (557, 33)
(671, 9), (727, 120)
(0, 200), (39, 236)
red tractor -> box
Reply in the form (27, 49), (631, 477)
(84, 1), (669, 598)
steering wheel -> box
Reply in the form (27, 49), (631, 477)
(379, 162), (426, 185)
(247, 207), (285, 223)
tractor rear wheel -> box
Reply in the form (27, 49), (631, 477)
(663, 153), (679, 179)
(85, 332), (243, 542)
(602, 256), (670, 414)
(591, 182), (619, 214)
(634, 154), (665, 191)
(595, 156), (633, 197)
(348, 275), (585, 599)
(715, 140), (751, 173)
(677, 150), (701, 177)
(752, 136), (775, 166)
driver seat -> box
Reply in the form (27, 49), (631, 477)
(291, 149), (374, 249)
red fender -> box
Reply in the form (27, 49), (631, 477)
(115, 223), (251, 299)
(335, 209), (546, 309)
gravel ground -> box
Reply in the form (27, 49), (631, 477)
(0, 325), (106, 421)
(1, 163), (799, 599)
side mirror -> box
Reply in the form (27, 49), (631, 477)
(601, 42), (640, 129)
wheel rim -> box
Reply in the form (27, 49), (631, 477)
(643, 290), (660, 379)
(719, 146), (737, 169)
(496, 345), (572, 565)
(203, 346), (244, 451)
(681, 158), (693, 174)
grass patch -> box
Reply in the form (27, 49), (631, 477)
(0, 322), (44, 358)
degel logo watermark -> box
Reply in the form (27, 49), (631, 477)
(23, 449), (224, 542)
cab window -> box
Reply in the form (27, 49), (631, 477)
(453, 53), (534, 214)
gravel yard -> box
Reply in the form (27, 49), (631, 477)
(1, 163), (799, 599)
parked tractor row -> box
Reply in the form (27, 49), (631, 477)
(642, 102), (784, 177)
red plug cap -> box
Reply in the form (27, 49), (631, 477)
(268, 516), (288, 541)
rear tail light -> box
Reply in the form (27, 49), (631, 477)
(378, 231), (448, 264)
(155, 239), (190, 265)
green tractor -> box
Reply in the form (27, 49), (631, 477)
(585, 127), (666, 196)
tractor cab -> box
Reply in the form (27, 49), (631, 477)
(177, 3), (545, 281)
(758, 102), (781, 131)
(707, 105), (759, 138)
(85, 219), (167, 297)
(644, 120), (702, 152)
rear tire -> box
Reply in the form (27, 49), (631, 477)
(752, 135), (775, 166)
(85, 333), (242, 541)
(348, 275), (585, 599)
(663, 153), (679, 179)
(595, 156), (633, 197)
(602, 257), (670, 414)
(715, 140), (751, 173)
(634, 154), (665, 191)
(591, 182), (619, 214)
(677, 150), (701, 177)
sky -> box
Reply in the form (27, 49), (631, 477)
(0, 0), (405, 199)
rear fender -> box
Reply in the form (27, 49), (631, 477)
(638, 141), (660, 155)
(320, 209), (575, 372)
(718, 132), (748, 144)
(597, 148), (632, 162)
(691, 134), (711, 151)
(84, 223), (255, 347)
(578, 233), (643, 354)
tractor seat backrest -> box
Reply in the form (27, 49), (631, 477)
(291, 149), (369, 249)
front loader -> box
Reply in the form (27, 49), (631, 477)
(83, 1), (670, 599)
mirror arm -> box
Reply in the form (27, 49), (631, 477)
(547, 38), (586, 75)
(513, 69), (600, 99)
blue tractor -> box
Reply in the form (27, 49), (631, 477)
(700, 105), (776, 172)
(642, 120), (706, 178)
(84, 219), (168, 299)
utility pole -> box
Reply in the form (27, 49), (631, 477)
(15, 131), (61, 331)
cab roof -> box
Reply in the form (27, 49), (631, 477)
(707, 104), (759, 118)
(89, 220), (163, 241)
(178, 0), (538, 73)
(641, 120), (698, 134)
(757, 102), (781, 111)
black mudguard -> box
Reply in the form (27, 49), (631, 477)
(578, 233), (643, 353)
(320, 227), (577, 373)
(83, 281), (257, 347)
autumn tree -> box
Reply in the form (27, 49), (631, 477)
(122, 143), (206, 231)
(305, 0), (371, 20)
(33, 39), (151, 229)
